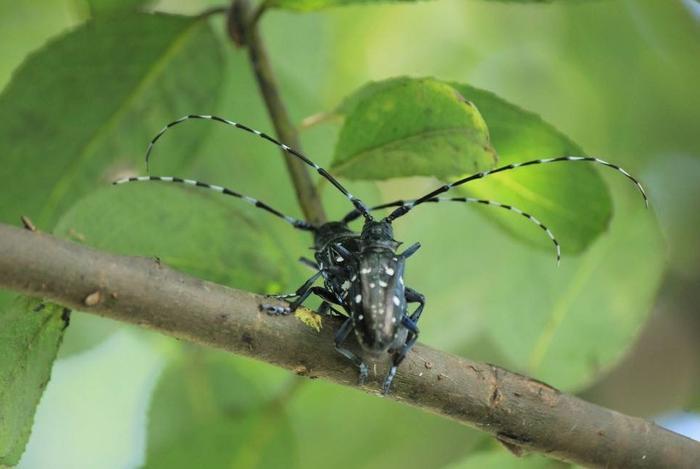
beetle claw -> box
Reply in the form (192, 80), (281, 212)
(358, 363), (369, 385)
(382, 366), (397, 395)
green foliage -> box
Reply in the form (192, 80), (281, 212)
(287, 380), (480, 468)
(86, 0), (153, 16)
(270, 0), (426, 12)
(332, 77), (496, 180)
(145, 350), (298, 468)
(2, 0), (691, 466)
(449, 82), (611, 254)
(446, 448), (562, 468)
(333, 76), (612, 254)
(54, 184), (294, 293)
(0, 12), (223, 228)
(0, 298), (67, 465)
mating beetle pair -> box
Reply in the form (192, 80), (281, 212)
(115, 114), (647, 393)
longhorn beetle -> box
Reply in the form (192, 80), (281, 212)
(114, 114), (648, 394)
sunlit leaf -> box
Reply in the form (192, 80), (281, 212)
(0, 13), (223, 229)
(0, 298), (68, 466)
(145, 351), (298, 469)
(332, 77), (496, 180)
(449, 82), (613, 254)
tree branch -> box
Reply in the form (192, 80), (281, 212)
(229, 0), (327, 225)
(1, 222), (698, 468)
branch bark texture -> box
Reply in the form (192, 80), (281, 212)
(1, 223), (698, 468)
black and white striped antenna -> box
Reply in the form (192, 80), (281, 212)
(113, 175), (315, 231)
(144, 114), (372, 220)
(344, 197), (561, 264)
(384, 156), (648, 223)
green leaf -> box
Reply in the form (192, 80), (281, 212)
(331, 77), (497, 180)
(86, 0), (153, 16)
(446, 449), (562, 469)
(449, 82), (612, 254)
(145, 351), (298, 469)
(269, 0), (428, 13)
(53, 184), (295, 294)
(0, 12), (223, 229)
(287, 380), (481, 468)
(0, 297), (68, 466)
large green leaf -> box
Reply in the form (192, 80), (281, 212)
(449, 82), (612, 254)
(331, 77), (611, 253)
(270, 0), (427, 12)
(331, 77), (496, 180)
(145, 350), (298, 469)
(54, 183), (296, 295)
(0, 298), (68, 466)
(0, 12), (223, 229)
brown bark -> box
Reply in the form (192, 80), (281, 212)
(1, 222), (698, 468)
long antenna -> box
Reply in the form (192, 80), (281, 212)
(144, 114), (372, 220)
(113, 175), (315, 231)
(344, 197), (560, 264)
(385, 156), (648, 222)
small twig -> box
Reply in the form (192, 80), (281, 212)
(229, 0), (327, 225)
(1, 223), (698, 468)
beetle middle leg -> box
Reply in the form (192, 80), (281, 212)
(335, 317), (369, 385)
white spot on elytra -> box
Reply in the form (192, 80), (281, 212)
(369, 282), (375, 288)
(355, 294), (362, 304)
(341, 280), (350, 290)
(351, 275), (357, 281)
(393, 296), (400, 306)
(399, 277), (404, 286)
(391, 317), (397, 324)
(358, 314), (364, 320)
(379, 280), (388, 288)
(336, 256), (343, 262)
(361, 267), (371, 274)
(385, 266), (395, 276)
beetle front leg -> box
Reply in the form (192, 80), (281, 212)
(260, 271), (324, 315)
(334, 317), (369, 385)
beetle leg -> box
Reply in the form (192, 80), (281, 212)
(382, 316), (420, 395)
(382, 290), (424, 394)
(298, 257), (319, 270)
(335, 317), (369, 385)
(405, 287), (425, 323)
(261, 271), (323, 314)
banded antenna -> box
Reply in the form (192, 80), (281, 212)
(344, 197), (561, 264)
(144, 114), (372, 220)
(384, 156), (648, 222)
(113, 175), (315, 232)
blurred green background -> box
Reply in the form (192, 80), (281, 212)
(1, 0), (699, 467)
